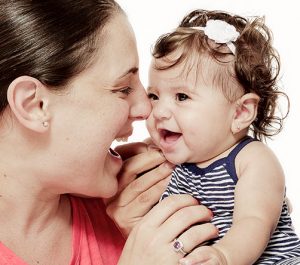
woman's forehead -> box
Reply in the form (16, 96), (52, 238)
(81, 13), (139, 84)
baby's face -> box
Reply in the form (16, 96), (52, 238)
(146, 55), (238, 165)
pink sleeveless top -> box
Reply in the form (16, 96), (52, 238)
(0, 196), (125, 265)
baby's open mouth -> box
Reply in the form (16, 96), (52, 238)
(159, 129), (182, 143)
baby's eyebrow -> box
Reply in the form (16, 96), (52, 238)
(172, 85), (192, 92)
(147, 85), (193, 94)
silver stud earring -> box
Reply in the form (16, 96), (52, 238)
(42, 121), (49, 128)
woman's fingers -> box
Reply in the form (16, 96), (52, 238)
(142, 195), (200, 227)
(106, 148), (173, 236)
(106, 162), (173, 236)
(115, 161), (173, 205)
(142, 195), (218, 255)
(114, 142), (148, 160)
(179, 246), (224, 265)
(176, 223), (218, 254)
(106, 175), (171, 236)
(160, 204), (214, 239)
(117, 148), (167, 191)
(114, 140), (159, 161)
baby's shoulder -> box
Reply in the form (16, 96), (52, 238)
(235, 140), (283, 179)
(237, 140), (275, 162)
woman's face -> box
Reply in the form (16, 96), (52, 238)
(46, 13), (151, 198)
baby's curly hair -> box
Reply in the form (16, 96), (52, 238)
(152, 9), (289, 141)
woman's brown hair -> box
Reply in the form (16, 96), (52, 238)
(0, 0), (122, 113)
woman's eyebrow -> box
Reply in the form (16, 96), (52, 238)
(117, 67), (139, 79)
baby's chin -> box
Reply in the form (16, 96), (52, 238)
(163, 152), (189, 165)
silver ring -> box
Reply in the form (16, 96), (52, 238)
(172, 239), (187, 255)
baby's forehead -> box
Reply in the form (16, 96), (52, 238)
(152, 52), (231, 81)
(151, 51), (243, 100)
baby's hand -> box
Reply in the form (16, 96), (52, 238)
(179, 245), (227, 265)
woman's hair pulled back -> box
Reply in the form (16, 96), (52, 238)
(0, 0), (122, 113)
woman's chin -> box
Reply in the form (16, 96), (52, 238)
(80, 177), (119, 199)
(98, 176), (119, 198)
(98, 148), (123, 196)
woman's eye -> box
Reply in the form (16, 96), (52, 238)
(112, 86), (133, 96)
(176, 93), (189, 101)
(119, 86), (133, 95)
(148, 93), (159, 100)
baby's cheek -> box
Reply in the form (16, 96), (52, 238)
(146, 118), (155, 135)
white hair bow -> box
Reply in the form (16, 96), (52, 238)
(191, 19), (240, 54)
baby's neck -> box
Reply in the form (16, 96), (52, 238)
(196, 136), (246, 168)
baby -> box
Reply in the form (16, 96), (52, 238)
(146, 9), (300, 265)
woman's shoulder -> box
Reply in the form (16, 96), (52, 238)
(69, 195), (107, 220)
(68, 195), (125, 264)
(68, 195), (124, 238)
(70, 195), (104, 207)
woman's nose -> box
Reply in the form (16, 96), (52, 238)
(130, 86), (151, 121)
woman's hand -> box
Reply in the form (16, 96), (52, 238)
(118, 194), (218, 265)
(105, 142), (173, 237)
(178, 246), (227, 265)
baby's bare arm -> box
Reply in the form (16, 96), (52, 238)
(180, 141), (285, 265)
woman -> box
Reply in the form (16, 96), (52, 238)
(0, 1), (217, 264)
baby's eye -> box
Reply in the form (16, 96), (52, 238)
(176, 93), (189, 101)
(148, 93), (159, 101)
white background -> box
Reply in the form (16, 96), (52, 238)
(116, 0), (300, 233)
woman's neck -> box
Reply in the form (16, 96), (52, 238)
(0, 187), (72, 265)
(0, 167), (70, 236)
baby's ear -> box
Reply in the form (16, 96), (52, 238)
(7, 76), (50, 133)
(231, 93), (260, 134)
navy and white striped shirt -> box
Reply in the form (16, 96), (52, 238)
(161, 137), (300, 264)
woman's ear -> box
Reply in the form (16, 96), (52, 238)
(7, 76), (51, 133)
(231, 93), (260, 134)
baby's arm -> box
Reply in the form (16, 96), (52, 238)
(180, 141), (285, 265)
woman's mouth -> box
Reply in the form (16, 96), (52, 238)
(115, 137), (128, 142)
(115, 129), (133, 143)
(109, 148), (121, 158)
